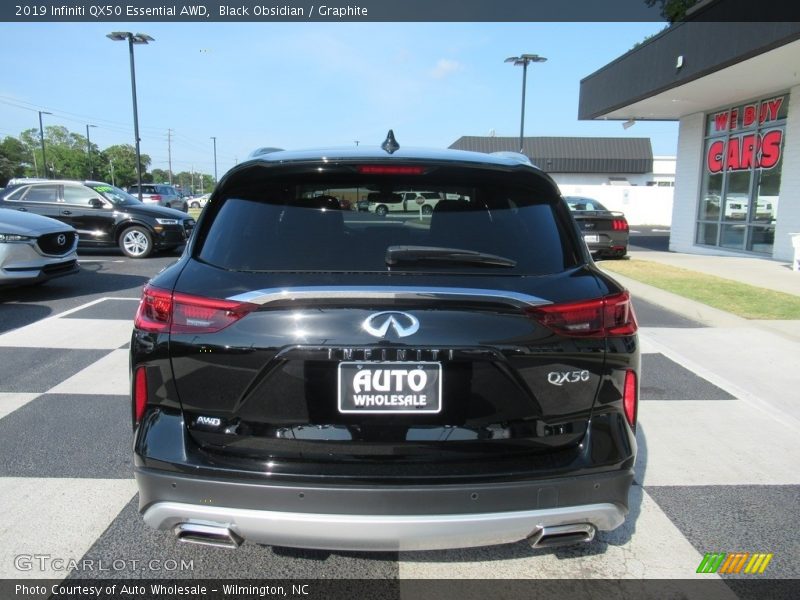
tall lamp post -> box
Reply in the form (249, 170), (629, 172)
(38, 110), (52, 178)
(210, 136), (218, 184)
(107, 31), (154, 200)
(504, 53), (547, 153)
(86, 124), (97, 179)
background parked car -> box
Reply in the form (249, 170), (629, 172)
(368, 191), (442, 216)
(0, 180), (195, 258)
(0, 208), (79, 286)
(189, 193), (211, 209)
(564, 196), (630, 259)
(127, 184), (188, 212)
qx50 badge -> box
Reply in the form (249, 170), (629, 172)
(363, 311), (419, 339)
(547, 370), (591, 386)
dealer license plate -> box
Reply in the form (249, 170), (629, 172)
(337, 362), (442, 414)
(583, 234), (599, 243)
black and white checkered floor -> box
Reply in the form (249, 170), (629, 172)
(1, 297), (797, 580)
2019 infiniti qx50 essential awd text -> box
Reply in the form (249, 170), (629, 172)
(131, 133), (639, 551)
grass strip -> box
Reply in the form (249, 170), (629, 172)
(599, 259), (800, 320)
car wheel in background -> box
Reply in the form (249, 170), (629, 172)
(190, 201), (200, 209)
(375, 205), (388, 216)
(119, 226), (153, 258)
(421, 205), (433, 216)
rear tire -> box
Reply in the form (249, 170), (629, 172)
(119, 226), (153, 258)
(375, 205), (388, 216)
(190, 201), (200, 209)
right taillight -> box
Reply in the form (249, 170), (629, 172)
(151, 194), (162, 201)
(133, 366), (148, 425)
(134, 284), (257, 334)
(623, 369), (638, 427)
(527, 291), (638, 337)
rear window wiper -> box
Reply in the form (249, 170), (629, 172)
(386, 245), (517, 268)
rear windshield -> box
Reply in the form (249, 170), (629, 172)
(196, 169), (579, 275)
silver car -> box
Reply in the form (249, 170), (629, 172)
(127, 184), (188, 212)
(0, 208), (79, 286)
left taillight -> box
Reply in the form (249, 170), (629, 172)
(134, 284), (257, 334)
(526, 291), (638, 337)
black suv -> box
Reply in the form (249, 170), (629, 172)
(0, 180), (195, 258)
(131, 136), (639, 551)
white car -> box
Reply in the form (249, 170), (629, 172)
(0, 208), (79, 286)
(189, 193), (211, 209)
(368, 191), (443, 216)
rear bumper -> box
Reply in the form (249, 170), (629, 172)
(135, 467), (633, 551)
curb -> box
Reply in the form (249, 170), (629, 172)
(600, 268), (800, 342)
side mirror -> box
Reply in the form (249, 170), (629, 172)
(89, 198), (105, 208)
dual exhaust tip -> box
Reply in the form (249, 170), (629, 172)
(173, 521), (596, 551)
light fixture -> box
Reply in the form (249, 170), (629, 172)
(622, 119), (636, 130)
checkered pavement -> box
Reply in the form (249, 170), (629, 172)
(0, 298), (796, 581)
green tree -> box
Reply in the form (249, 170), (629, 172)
(0, 136), (29, 185)
(645, 0), (699, 22)
(98, 144), (151, 189)
(151, 168), (170, 184)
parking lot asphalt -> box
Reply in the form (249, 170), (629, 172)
(0, 243), (797, 585)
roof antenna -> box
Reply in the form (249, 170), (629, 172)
(381, 130), (400, 154)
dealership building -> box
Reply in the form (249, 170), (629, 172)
(579, 13), (800, 262)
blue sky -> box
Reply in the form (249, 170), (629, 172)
(0, 22), (677, 178)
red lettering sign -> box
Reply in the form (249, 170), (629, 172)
(705, 130), (783, 173)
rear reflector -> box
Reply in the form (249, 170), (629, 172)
(357, 165), (425, 175)
(134, 284), (257, 334)
(623, 369), (637, 427)
(526, 291), (638, 337)
(134, 366), (147, 424)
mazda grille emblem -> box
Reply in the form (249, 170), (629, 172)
(57, 234), (66, 246)
(363, 312), (419, 338)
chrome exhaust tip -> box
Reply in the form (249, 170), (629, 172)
(174, 523), (243, 549)
(527, 523), (596, 548)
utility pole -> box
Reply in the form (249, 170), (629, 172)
(86, 124), (97, 179)
(210, 136), (218, 183)
(109, 160), (115, 186)
(167, 128), (173, 184)
(191, 165), (194, 194)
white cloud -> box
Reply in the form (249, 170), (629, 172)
(430, 58), (463, 80)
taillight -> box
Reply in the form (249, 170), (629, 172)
(151, 194), (162, 201)
(623, 369), (637, 428)
(612, 219), (629, 231)
(134, 284), (172, 332)
(527, 291), (638, 337)
(134, 284), (256, 334)
(171, 292), (256, 334)
(134, 366), (148, 425)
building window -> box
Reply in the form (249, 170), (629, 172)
(696, 93), (788, 254)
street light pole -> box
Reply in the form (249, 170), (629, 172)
(38, 110), (52, 178)
(107, 31), (153, 200)
(86, 124), (97, 179)
(504, 54), (547, 154)
(210, 136), (217, 184)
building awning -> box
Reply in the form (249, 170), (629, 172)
(579, 16), (800, 121)
(449, 136), (653, 174)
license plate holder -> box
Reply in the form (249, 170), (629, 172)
(583, 234), (600, 243)
(337, 362), (442, 414)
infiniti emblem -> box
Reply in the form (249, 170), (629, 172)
(363, 311), (419, 338)
(57, 234), (66, 245)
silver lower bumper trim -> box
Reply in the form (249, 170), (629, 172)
(143, 502), (626, 551)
